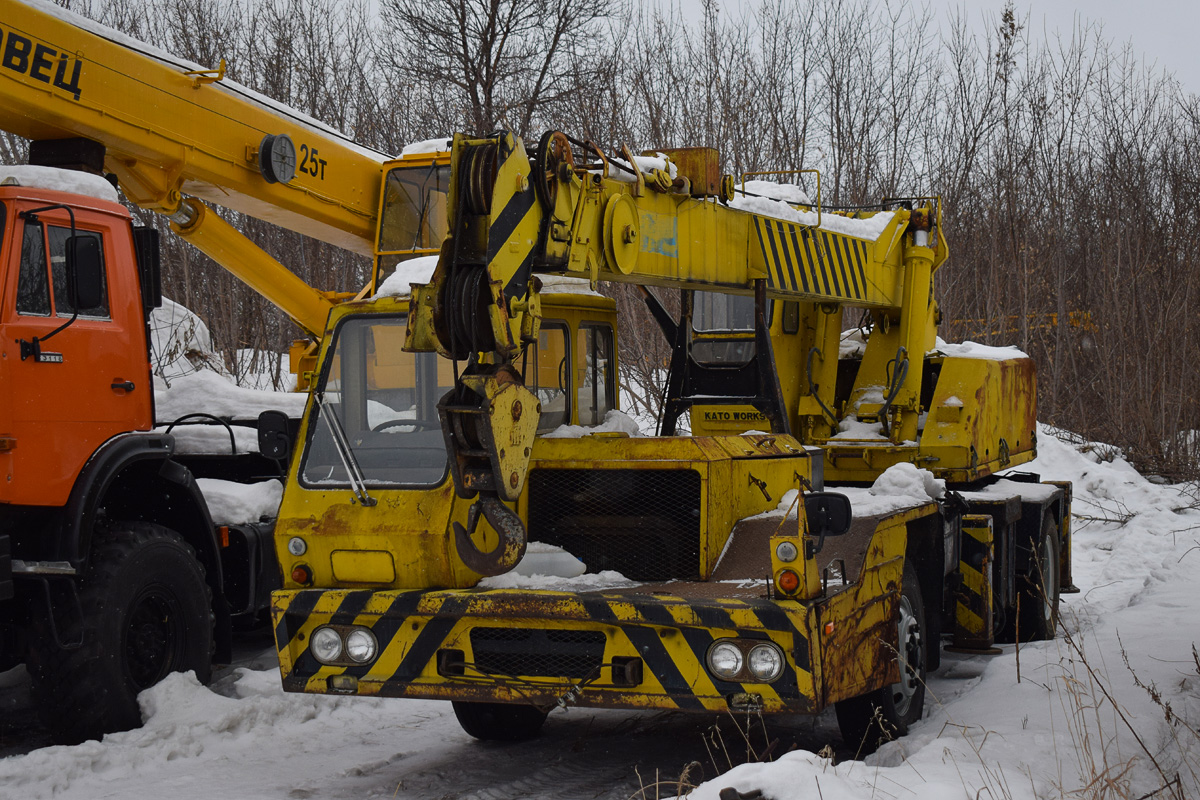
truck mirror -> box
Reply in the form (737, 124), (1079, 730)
(804, 492), (852, 538)
(258, 410), (291, 462)
(66, 235), (103, 310)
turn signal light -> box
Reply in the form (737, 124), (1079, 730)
(776, 569), (801, 595)
(291, 564), (313, 585)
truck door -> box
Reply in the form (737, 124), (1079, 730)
(0, 201), (153, 507)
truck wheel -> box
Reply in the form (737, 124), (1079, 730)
(1016, 516), (1060, 642)
(27, 522), (213, 744)
(452, 701), (548, 741)
(835, 562), (926, 753)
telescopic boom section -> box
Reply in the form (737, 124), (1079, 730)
(0, 0), (389, 334)
(405, 129), (948, 574)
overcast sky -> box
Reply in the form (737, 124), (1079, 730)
(677, 0), (1198, 95)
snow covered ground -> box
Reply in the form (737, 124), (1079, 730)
(1, 424), (1196, 799)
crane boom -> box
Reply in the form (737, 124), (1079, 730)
(0, 0), (391, 333)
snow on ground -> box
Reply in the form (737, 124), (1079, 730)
(150, 298), (306, 423)
(2, 424), (1196, 799)
(685, 425), (1200, 800)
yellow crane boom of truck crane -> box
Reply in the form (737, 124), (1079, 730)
(269, 129), (1073, 750)
(0, 0), (395, 336)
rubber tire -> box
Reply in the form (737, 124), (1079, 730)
(1015, 516), (1061, 642)
(452, 701), (549, 742)
(27, 522), (213, 744)
(835, 562), (927, 754)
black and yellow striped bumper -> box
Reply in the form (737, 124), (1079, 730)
(272, 588), (819, 714)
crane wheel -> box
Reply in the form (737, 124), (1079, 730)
(1016, 515), (1061, 642)
(452, 701), (548, 741)
(835, 561), (926, 755)
(27, 522), (213, 744)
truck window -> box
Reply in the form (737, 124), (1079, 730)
(300, 315), (451, 488)
(577, 324), (614, 426)
(15, 221), (109, 319)
(529, 321), (569, 432)
(48, 226), (109, 319)
(16, 220), (51, 316)
(376, 163), (450, 283)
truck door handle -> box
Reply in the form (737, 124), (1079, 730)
(111, 381), (136, 392)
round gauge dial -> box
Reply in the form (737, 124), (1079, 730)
(258, 133), (297, 184)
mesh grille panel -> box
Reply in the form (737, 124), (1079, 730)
(528, 469), (703, 580)
(470, 627), (606, 678)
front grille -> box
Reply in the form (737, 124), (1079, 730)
(470, 627), (606, 678)
(528, 468), (703, 580)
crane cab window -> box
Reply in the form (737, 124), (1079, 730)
(577, 324), (614, 426)
(15, 220), (109, 319)
(376, 163), (450, 283)
(691, 291), (758, 365)
(528, 321), (569, 432)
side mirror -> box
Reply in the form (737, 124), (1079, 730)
(258, 410), (292, 462)
(66, 235), (103, 311)
(804, 491), (852, 539)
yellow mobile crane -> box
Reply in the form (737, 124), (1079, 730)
(269, 131), (1073, 749)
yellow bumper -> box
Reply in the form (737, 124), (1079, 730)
(272, 587), (818, 714)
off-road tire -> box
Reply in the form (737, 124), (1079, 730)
(452, 701), (549, 741)
(835, 561), (927, 754)
(27, 522), (213, 744)
(1015, 516), (1060, 642)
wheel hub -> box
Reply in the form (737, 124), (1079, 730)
(125, 588), (181, 689)
(892, 595), (922, 716)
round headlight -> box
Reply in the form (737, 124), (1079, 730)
(708, 641), (744, 679)
(775, 541), (798, 563)
(345, 628), (378, 663)
(287, 537), (307, 556)
(311, 626), (343, 663)
(747, 643), (784, 682)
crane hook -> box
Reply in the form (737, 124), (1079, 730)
(452, 493), (528, 577)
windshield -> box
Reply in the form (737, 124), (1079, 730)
(300, 315), (454, 487)
(378, 163), (450, 254)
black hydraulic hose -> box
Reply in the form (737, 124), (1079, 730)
(878, 346), (909, 437)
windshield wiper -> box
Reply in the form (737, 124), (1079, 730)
(314, 392), (376, 507)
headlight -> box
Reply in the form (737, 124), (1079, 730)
(707, 641), (744, 679)
(747, 643), (784, 682)
(311, 626), (343, 663)
(775, 541), (798, 562)
(287, 537), (307, 556)
(345, 628), (378, 663)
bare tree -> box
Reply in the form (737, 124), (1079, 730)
(378, 0), (621, 136)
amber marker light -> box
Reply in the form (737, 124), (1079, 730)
(777, 569), (800, 594)
(291, 564), (313, 585)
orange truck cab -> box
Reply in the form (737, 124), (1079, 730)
(0, 165), (286, 745)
